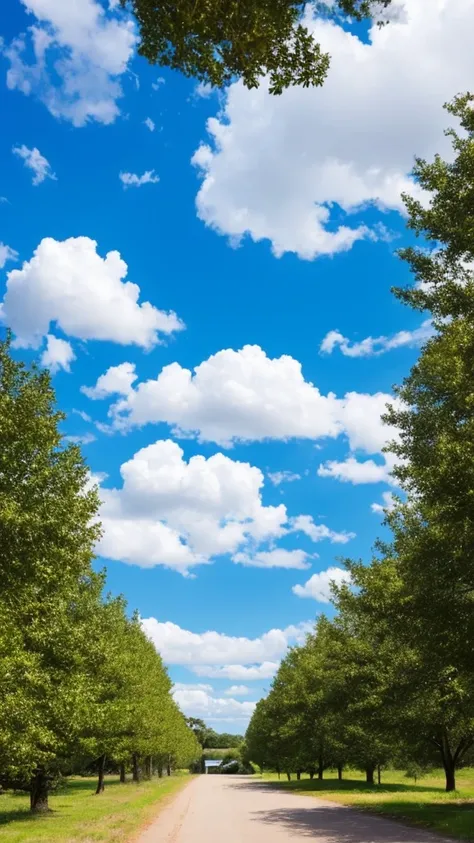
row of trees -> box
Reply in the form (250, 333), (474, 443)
(246, 95), (474, 793)
(0, 343), (200, 812)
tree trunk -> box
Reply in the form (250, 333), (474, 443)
(318, 757), (324, 780)
(158, 766), (163, 778)
(337, 764), (343, 781)
(366, 765), (376, 785)
(132, 753), (141, 783)
(309, 767), (315, 780)
(286, 772), (291, 781)
(96, 754), (106, 794)
(166, 760), (171, 777)
(440, 733), (456, 792)
(144, 756), (152, 780)
(30, 769), (50, 813)
(120, 763), (126, 783)
(296, 769), (301, 781)
(377, 765), (382, 786)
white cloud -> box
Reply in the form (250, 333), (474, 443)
(233, 549), (312, 570)
(97, 438), (300, 572)
(293, 566), (351, 602)
(268, 470), (301, 486)
(96, 346), (395, 460)
(143, 116), (155, 132)
(72, 409), (92, 423)
(96, 438), (352, 573)
(4, 0), (137, 126)
(371, 490), (396, 515)
(142, 618), (311, 666)
(193, 663), (278, 681)
(225, 685), (250, 697)
(1, 237), (183, 350)
(40, 333), (75, 373)
(290, 514), (354, 544)
(0, 244), (18, 269)
(320, 319), (434, 357)
(82, 361), (137, 399)
(173, 682), (214, 693)
(13, 144), (56, 185)
(317, 456), (392, 485)
(191, 0), (474, 258)
(195, 82), (214, 99)
(152, 76), (165, 90)
(119, 170), (159, 188)
(64, 432), (97, 445)
(172, 686), (256, 721)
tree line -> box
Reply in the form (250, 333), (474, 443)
(245, 95), (474, 794)
(0, 344), (200, 812)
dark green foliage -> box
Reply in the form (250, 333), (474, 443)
(124, 0), (391, 94)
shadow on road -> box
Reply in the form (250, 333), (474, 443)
(250, 805), (452, 842)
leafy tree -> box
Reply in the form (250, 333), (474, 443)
(124, 0), (391, 94)
(0, 335), (102, 811)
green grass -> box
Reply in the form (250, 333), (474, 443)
(261, 768), (474, 840)
(0, 773), (191, 843)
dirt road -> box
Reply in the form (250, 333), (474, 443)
(137, 775), (454, 843)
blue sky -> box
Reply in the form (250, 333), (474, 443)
(1, 0), (472, 732)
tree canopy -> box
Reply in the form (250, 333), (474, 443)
(124, 0), (392, 94)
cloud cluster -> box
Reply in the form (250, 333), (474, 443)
(143, 618), (311, 682)
(97, 438), (351, 572)
(83, 346), (397, 460)
(1, 237), (184, 352)
(191, 0), (474, 258)
(5, 0), (137, 126)
(320, 320), (434, 357)
(172, 686), (256, 721)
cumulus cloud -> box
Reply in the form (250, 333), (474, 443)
(225, 685), (250, 697)
(172, 685), (256, 721)
(292, 566), (351, 602)
(233, 549), (312, 570)
(268, 470), (301, 486)
(0, 244), (18, 269)
(40, 333), (75, 373)
(191, 0), (474, 259)
(1, 237), (183, 350)
(119, 170), (160, 188)
(317, 456), (392, 485)
(372, 490), (396, 515)
(320, 319), (434, 357)
(4, 0), (137, 126)
(86, 347), (396, 463)
(81, 362), (137, 399)
(193, 663), (278, 681)
(143, 618), (311, 683)
(96, 438), (347, 572)
(13, 144), (56, 185)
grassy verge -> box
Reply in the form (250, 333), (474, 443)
(0, 773), (191, 843)
(261, 768), (474, 840)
